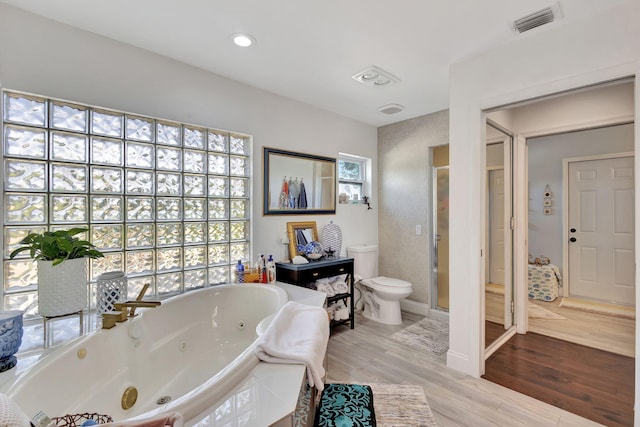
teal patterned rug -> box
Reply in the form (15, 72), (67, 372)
(315, 384), (376, 426)
(312, 384), (438, 427)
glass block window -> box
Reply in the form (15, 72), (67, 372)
(1, 91), (251, 316)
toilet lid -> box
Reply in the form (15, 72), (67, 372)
(371, 276), (411, 288)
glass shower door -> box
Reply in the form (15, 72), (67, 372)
(434, 166), (449, 310)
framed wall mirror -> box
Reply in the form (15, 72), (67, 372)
(286, 221), (318, 259)
(263, 147), (336, 215)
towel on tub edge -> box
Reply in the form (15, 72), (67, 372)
(255, 300), (330, 392)
(103, 412), (184, 427)
(0, 393), (30, 427)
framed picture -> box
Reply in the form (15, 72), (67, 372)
(543, 207), (552, 215)
(543, 198), (552, 207)
(286, 221), (318, 259)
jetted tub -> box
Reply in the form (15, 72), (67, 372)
(1, 283), (289, 423)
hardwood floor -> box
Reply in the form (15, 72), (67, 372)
(482, 290), (635, 426)
(483, 331), (635, 427)
(486, 290), (635, 357)
(486, 320), (507, 347)
(327, 312), (602, 426)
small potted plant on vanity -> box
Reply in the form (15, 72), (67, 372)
(9, 228), (104, 317)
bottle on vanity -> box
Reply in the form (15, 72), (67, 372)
(267, 255), (276, 283)
(235, 259), (244, 283)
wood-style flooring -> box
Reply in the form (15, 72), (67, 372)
(528, 298), (635, 358)
(483, 331), (635, 427)
(327, 312), (603, 426)
(486, 320), (507, 347)
(485, 290), (635, 357)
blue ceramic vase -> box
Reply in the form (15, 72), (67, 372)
(0, 310), (24, 372)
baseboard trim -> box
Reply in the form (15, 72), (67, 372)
(400, 299), (430, 316)
(446, 349), (474, 376)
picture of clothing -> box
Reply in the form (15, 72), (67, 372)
(279, 178), (289, 209)
(288, 178), (300, 209)
(298, 181), (308, 209)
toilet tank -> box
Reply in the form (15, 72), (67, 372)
(347, 244), (378, 279)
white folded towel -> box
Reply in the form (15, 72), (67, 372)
(255, 301), (330, 391)
(329, 274), (348, 284)
(0, 393), (30, 427)
(331, 281), (349, 295)
(316, 282), (335, 296)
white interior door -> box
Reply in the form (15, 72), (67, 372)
(489, 169), (505, 285)
(568, 155), (635, 305)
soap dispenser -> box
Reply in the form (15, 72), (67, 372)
(267, 255), (276, 283)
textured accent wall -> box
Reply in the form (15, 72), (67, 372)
(377, 110), (449, 306)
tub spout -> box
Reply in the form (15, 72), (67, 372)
(114, 300), (161, 317)
(102, 310), (128, 329)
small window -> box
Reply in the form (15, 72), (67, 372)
(338, 155), (366, 203)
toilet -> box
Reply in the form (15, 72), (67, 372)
(347, 244), (413, 325)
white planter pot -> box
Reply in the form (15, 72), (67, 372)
(37, 258), (88, 317)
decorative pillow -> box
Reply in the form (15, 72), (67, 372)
(0, 393), (30, 427)
(314, 383), (376, 427)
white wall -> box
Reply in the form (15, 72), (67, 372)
(528, 124), (634, 277)
(0, 4), (378, 264)
(448, 1), (640, 402)
(510, 82), (635, 137)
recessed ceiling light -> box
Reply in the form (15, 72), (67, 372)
(232, 33), (256, 47)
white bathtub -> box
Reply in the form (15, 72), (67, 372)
(2, 283), (288, 423)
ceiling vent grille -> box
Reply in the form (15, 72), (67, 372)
(513, 7), (556, 33)
(378, 104), (404, 115)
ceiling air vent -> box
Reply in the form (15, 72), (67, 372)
(513, 6), (556, 33)
(378, 104), (404, 115)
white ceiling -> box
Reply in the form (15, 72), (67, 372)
(0, 0), (625, 126)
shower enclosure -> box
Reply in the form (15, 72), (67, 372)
(432, 145), (449, 310)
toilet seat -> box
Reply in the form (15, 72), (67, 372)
(362, 276), (411, 290)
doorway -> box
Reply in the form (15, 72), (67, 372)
(485, 81), (635, 343)
(482, 79), (635, 422)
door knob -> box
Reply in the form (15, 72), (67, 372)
(570, 228), (576, 233)
(569, 237), (577, 242)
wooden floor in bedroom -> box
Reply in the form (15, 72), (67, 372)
(483, 331), (635, 427)
(327, 312), (606, 426)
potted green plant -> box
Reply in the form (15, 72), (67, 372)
(9, 228), (104, 317)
